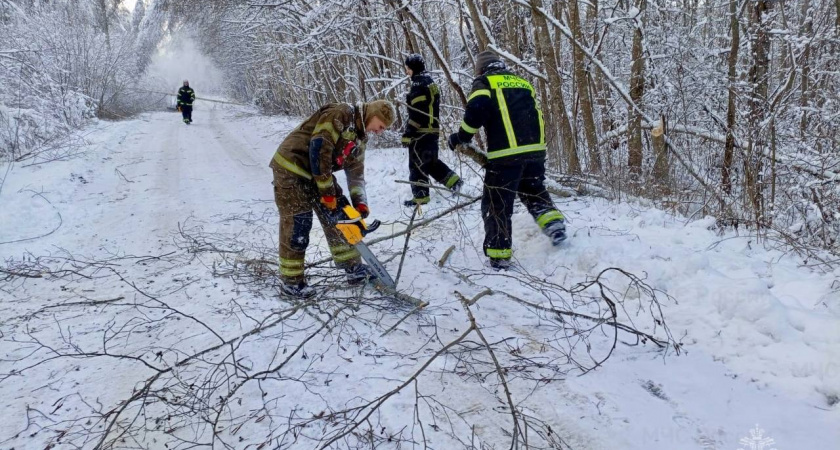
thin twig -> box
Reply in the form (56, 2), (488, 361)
(394, 204), (419, 286)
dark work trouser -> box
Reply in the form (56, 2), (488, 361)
(272, 169), (361, 284)
(181, 105), (193, 123)
(408, 134), (460, 201)
(481, 158), (564, 260)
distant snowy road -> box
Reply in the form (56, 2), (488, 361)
(1, 104), (288, 254)
(1, 105), (838, 450)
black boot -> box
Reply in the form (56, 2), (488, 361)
(543, 220), (567, 246)
(450, 179), (464, 194)
(403, 196), (430, 207)
(281, 281), (316, 298)
(345, 264), (378, 285)
(488, 258), (512, 271)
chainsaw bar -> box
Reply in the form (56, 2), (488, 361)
(354, 241), (396, 289)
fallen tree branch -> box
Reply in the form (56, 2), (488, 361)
(317, 323), (476, 449)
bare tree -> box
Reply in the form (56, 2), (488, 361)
(627, 0), (646, 181)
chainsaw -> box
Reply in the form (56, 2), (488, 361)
(323, 203), (396, 289)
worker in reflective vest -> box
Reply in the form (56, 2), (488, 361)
(448, 50), (567, 271)
(269, 100), (396, 297)
(401, 54), (462, 206)
(177, 80), (195, 124)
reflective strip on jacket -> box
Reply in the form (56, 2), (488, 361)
(457, 70), (546, 161)
(177, 86), (195, 106)
(402, 72), (441, 143)
(269, 103), (368, 205)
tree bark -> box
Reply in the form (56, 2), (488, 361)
(745, 0), (773, 225)
(388, 0), (419, 54)
(530, 0), (579, 173)
(570, 0), (601, 172)
(836, 0), (840, 35)
(722, 0), (740, 195)
(799, 0), (812, 137)
(627, 0), (646, 180)
(464, 0), (493, 50)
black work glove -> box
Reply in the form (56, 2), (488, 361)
(447, 133), (460, 151)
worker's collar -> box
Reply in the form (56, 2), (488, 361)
(353, 102), (366, 141)
(411, 71), (430, 80)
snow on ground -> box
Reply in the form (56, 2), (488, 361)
(1, 104), (838, 450)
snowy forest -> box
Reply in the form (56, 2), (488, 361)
(1, 0), (839, 449)
(3, 0), (839, 253)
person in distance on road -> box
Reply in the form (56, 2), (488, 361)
(177, 80), (195, 124)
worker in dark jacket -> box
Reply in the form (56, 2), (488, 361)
(448, 50), (567, 270)
(177, 80), (195, 124)
(401, 54), (462, 207)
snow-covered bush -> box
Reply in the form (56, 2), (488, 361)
(0, 0), (150, 162)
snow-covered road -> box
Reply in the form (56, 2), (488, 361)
(1, 106), (838, 450)
(0, 104), (281, 251)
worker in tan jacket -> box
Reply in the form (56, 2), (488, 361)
(270, 100), (396, 297)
